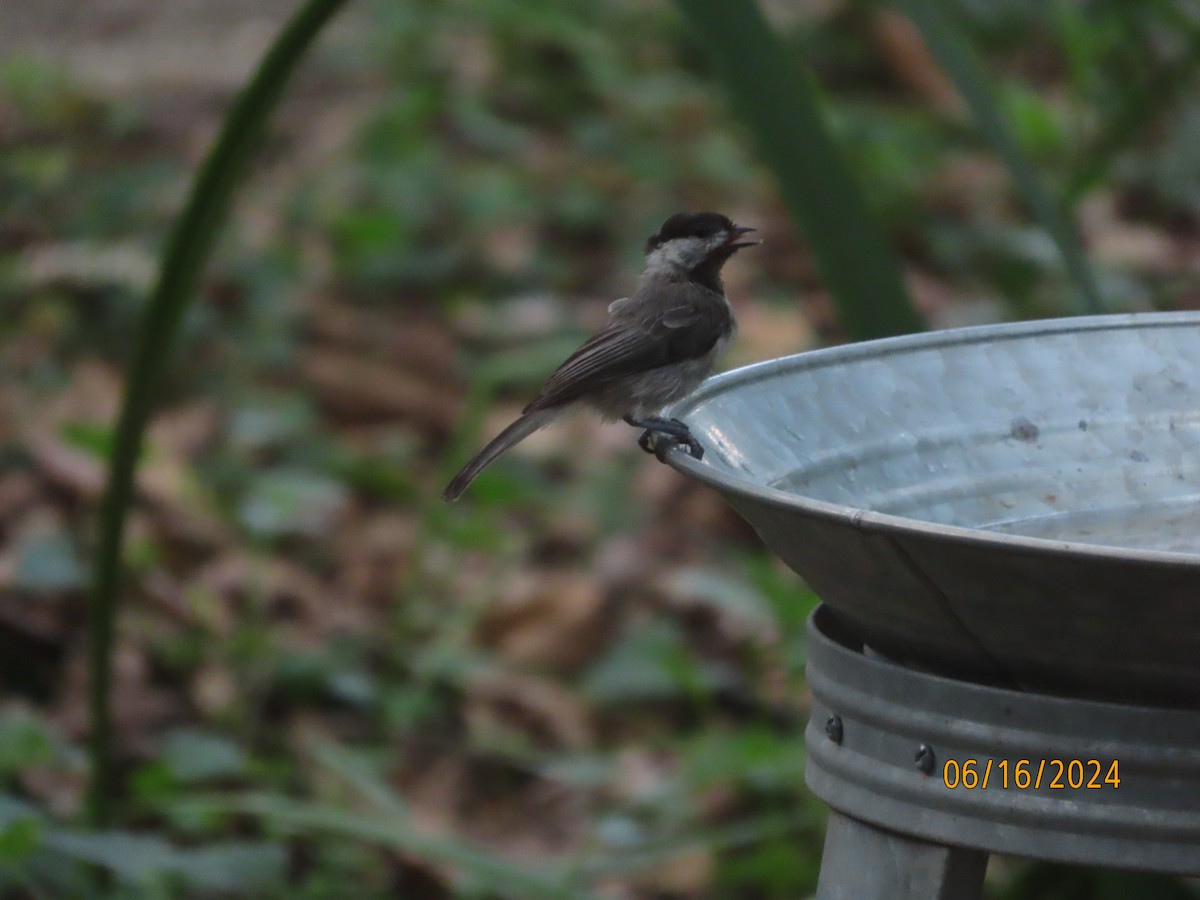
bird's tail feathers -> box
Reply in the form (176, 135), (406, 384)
(442, 409), (556, 501)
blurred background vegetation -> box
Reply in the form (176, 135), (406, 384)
(2, 0), (1200, 896)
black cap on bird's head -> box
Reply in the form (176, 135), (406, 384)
(644, 211), (759, 256)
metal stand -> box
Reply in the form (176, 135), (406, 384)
(816, 812), (987, 900)
(805, 605), (1200, 897)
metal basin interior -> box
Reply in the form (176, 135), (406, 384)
(665, 313), (1200, 707)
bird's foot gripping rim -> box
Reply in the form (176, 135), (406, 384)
(628, 416), (705, 463)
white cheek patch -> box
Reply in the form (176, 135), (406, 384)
(646, 236), (709, 271)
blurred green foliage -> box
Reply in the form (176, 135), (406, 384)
(678, 0), (924, 338)
(4, 0), (1200, 897)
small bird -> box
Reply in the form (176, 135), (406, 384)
(443, 211), (758, 501)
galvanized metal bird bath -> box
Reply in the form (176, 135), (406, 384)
(664, 313), (1200, 896)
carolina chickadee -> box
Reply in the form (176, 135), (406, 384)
(443, 211), (757, 501)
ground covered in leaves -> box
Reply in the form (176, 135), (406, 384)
(2, 0), (1200, 897)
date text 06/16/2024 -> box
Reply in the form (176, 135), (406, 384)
(942, 758), (1120, 790)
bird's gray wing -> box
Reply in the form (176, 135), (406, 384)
(524, 287), (728, 412)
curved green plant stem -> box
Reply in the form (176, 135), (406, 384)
(675, 0), (923, 340)
(86, 0), (351, 829)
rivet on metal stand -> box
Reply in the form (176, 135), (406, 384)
(825, 715), (843, 744)
(914, 743), (935, 775)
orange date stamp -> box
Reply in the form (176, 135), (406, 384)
(942, 758), (1120, 790)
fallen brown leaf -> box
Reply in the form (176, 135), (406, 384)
(464, 669), (594, 751)
(302, 347), (462, 433)
(868, 8), (964, 116)
(475, 571), (614, 674)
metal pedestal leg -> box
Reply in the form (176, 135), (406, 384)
(815, 811), (988, 900)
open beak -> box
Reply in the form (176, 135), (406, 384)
(727, 225), (759, 250)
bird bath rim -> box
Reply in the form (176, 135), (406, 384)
(664, 311), (1200, 569)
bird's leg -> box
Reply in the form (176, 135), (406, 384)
(623, 415), (704, 462)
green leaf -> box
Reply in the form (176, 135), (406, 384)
(0, 817), (41, 864)
(0, 712), (55, 774)
(582, 619), (726, 702)
(583, 810), (811, 878)
(895, 0), (1103, 314)
(14, 529), (86, 592)
(237, 467), (348, 540)
(310, 742), (408, 816)
(190, 789), (812, 899)
(59, 421), (118, 461)
(0, 796), (42, 828)
(716, 832), (819, 896)
(675, 0), (923, 340)
(668, 567), (774, 628)
(227, 398), (315, 452)
(0, 796), (284, 891)
(326, 449), (415, 503)
(161, 729), (247, 784)
(183, 794), (591, 900)
(42, 830), (285, 891)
